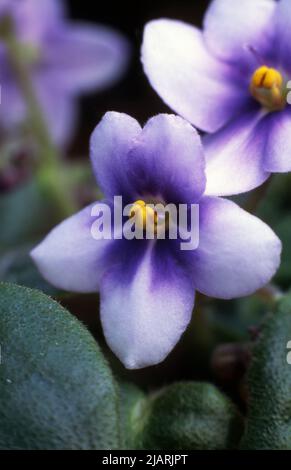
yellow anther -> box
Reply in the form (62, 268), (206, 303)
(250, 66), (285, 110)
(129, 200), (145, 219)
(132, 200), (146, 209)
(130, 200), (158, 232)
(251, 66), (283, 90)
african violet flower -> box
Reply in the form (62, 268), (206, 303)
(0, 0), (129, 144)
(142, 0), (291, 195)
(31, 112), (281, 369)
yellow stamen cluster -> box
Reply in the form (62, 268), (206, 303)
(252, 66), (283, 89)
(129, 200), (158, 232)
(250, 66), (285, 111)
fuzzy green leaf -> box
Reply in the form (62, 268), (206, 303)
(241, 294), (291, 449)
(0, 283), (120, 449)
(118, 382), (147, 449)
(137, 382), (243, 450)
(0, 180), (55, 250)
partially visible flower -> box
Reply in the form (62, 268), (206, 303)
(31, 112), (281, 369)
(0, 0), (129, 145)
(142, 0), (291, 195)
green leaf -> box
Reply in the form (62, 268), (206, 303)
(0, 180), (65, 293)
(0, 243), (63, 297)
(240, 294), (291, 450)
(256, 174), (291, 289)
(206, 295), (268, 343)
(257, 173), (291, 226)
(0, 180), (55, 250)
(118, 382), (147, 449)
(0, 283), (120, 449)
(137, 382), (244, 450)
(0, 244), (61, 295)
(273, 216), (291, 288)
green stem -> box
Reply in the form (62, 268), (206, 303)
(2, 18), (76, 218)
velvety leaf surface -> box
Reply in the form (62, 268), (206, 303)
(0, 244), (61, 296)
(241, 294), (291, 449)
(272, 216), (291, 289)
(0, 181), (63, 294)
(0, 283), (120, 449)
(0, 181), (54, 250)
(118, 382), (147, 449)
(137, 382), (244, 450)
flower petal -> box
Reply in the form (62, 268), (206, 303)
(90, 112), (206, 203)
(33, 76), (78, 146)
(276, 0), (291, 72)
(204, 0), (276, 67)
(17, 0), (65, 21)
(142, 19), (248, 133)
(44, 24), (130, 93)
(191, 197), (281, 299)
(13, 0), (66, 44)
(0, 0), (12, 17)
(0, 73), (76, 146)
(204, 110), (270, 196)
(100, 243), (194, 369)
(90, 112), (142, 198)
(31, 203), (112, 293)
(263, 109), (291, 173)
(0, 80), (25, 129)
(127, 114), (206, 203)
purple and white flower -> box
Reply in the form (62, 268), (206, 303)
(142, 0), (291, 195)
(31, 112), (281, 369)
(0, 0), (129, 145)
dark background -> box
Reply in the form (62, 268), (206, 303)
(67, 0), (211, 153)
